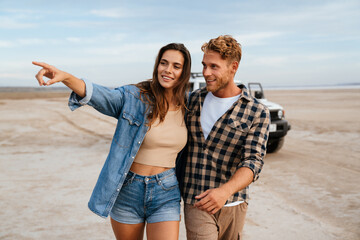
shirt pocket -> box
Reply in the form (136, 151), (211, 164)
(122, 112), (142, 126)
(227, 118), (251, 133)
(113, 111), (143, 148)
(225, 118), (252, 148)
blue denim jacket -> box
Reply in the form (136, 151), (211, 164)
(68, 80), (149, 218)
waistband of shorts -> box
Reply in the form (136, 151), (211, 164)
(127, 168), (176, 183)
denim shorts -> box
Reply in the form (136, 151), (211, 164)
(110, 168), (181, 224)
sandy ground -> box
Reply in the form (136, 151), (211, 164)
(0, 88), (359, 240)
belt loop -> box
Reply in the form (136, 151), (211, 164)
(129, 172), (136, 184)
(155, 174), (162, 185)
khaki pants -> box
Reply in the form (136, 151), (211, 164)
(184, 203), (248, 240)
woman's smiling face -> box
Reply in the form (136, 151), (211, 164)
(157, 49), (184, 92)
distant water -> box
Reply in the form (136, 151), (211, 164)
(260, 82), (360, 90)
(0, 86), (71, 92)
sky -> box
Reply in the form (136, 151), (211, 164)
(0, 0), (359, 88)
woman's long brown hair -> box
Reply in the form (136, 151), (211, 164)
(136, 43), (191, 126)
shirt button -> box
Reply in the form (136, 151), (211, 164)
(116, 188), (120, 192)
(138, 141), (141, 144)
(124, 173), (127, 176)
(132, 156), (135, 159)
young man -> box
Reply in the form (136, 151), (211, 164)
(178, 35), (270, 239)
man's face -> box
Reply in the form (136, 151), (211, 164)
(202, 50), (234, 95)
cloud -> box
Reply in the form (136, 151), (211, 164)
(65, 33), (126, 44)
(245, 55), (288, 67)
(235, 32), (284, 46)
(17, 38), (46, 45)
(0, 34), (127, 48)
(0, 73), (29, 79)
(305, 53), (339, 61)
(0, 40), (15, 48)
(88, 5), (155, 19)
(3, 8), (36, 14)
(0, 16), (36, 29)
(66, 37), (82, 43)
(0, 8), (40, 29)
(0, 38), (63, 48)
(233, 0), (359, 39)
(90, 9), (129, 18)
(84, 42), (163, 64)
(243, 51), (354, 70)
(182, 39), (207, 54)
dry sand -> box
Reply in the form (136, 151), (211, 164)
(0, 88), (359, 240)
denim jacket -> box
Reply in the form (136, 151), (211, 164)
(68, 80), (149, 218)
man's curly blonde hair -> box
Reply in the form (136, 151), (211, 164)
(201, 35), (242, 64)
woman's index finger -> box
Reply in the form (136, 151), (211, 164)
(32, 61), (51, 69)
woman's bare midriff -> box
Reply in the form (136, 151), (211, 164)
(130, 162), (171, 176)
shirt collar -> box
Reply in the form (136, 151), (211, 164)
(199, 83), (252, 102)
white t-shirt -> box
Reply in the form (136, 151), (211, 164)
(201, 92), (241, 139)
(200, 92), (244, 207)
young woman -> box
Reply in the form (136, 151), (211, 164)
(33, 43), (191, 240)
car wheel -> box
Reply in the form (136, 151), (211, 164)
(267, 137), (285, 153)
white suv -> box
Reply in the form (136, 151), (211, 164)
(189, 74), (291, 153)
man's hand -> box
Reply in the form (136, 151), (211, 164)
(193, 167), (254, 215)
(194, 187), (231, 214)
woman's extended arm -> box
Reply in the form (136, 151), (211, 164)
(33, 61), (86, 98)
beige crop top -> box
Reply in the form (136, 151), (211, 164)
(133, 109), (187, 168)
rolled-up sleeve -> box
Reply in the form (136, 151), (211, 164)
(239, 107), (270, 181)
(68, 78), (93, 111)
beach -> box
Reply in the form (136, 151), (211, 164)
(0, 87), (359, 240)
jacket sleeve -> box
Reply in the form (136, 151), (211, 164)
(68, 79), (125, 119)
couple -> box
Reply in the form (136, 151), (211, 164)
(33, 35), (270, 240)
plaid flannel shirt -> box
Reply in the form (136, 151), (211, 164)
(181, 84), (270, 205)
